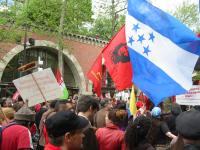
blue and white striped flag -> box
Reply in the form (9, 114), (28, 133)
(126, 0), (200, 106)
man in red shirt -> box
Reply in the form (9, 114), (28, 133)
(45, 111), (89, 150)
(0, 106), (35, 150)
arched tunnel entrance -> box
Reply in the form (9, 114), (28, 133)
(0, 41), (87, 97)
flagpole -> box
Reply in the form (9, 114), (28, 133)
(31, 74), (47, 106)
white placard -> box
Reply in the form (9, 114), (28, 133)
(176, 85), (200, 105)
(13, 68), (62, 107)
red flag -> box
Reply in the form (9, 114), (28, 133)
(87, 54), (102, 97)
(103, 25), (132, 90)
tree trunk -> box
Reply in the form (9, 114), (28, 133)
(58, 0), (67, 77)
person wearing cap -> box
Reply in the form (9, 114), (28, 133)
(148, 107), (176, 150)
(45, 111), (89, 150)
(0, 106), (35, 150)
(171, 110), (200, 150)
(135, 101), (145, 117)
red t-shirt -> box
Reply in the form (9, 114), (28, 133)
(45, 143), (61, 150)
(1, 124), (33, 150)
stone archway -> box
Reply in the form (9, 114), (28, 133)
(0, 40), (87, 94)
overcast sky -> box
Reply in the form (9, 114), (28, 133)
(151, 0), (198, 12)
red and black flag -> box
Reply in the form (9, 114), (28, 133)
(103, 25), (132, 90)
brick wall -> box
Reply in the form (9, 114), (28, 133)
(0, 31), (105, 79)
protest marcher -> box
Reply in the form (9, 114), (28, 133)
(166, 103), (182, 136)
(94, 98), (112, 128)
(65, 100), (75, 112)
(77, 95), (99, 150)
(0, 97), (7, 107)
(171, 110), (200, 150)
(35, 104), (42, 113)
(135, 101), (145, 117)
(96, 109), (126, 150)
(114, 101), (128, 130)
(37, 100), (58, 150)
(148, 107), (176, 150)
(0, 106), (35, 150)
(55, 100), (68, 112)
(35, 103), (48, 131)
(45, 111), (89, 150)
(125, 115), (155, 150)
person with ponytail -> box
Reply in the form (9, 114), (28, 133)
(125, 115), (154, 150)
(96, 109), (127, 150)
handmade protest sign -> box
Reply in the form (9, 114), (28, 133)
(13, 68), (62, 107)
(176, 85), (200, 105)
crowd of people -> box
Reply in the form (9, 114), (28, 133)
(0, 94), (200, 150)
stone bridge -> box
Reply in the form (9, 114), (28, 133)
(0, 29), (107, 94)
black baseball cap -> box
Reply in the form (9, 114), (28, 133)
(176, 110), (200, 140)
(46, 111), (89, 138)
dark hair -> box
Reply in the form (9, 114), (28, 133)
(115, 102), (126, 110)
(48, 130), (79, 147)
(171, 103), (182, 116)
(108, 109), (127, 126)
(125, 116), (152, 150)
(49, 136), (64, 146)
(147, 117), (163, 146)
(77, 95), (99, 113)
(100, 98), (110, 108)
(0, 97), (6, 107)
(15, 120), (34, 128)
(50, 100), (58, 109)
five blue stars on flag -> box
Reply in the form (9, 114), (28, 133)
(129, 23), (155, 56)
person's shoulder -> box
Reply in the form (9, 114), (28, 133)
(5, 124), (26, 130)
(96, 127), (106, 132)
(12, 124), (29, 132)
(2, 124), (29, 137)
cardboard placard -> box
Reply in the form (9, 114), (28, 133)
(13, 68), (62, 107)
(176, 85), (200, 105)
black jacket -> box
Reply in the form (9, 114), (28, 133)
(82, 127), (99, 150)
(136, 142), (155, 150)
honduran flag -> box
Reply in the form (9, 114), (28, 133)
(126, 0), (200, 106)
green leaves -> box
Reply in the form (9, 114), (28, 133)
(1, 0), (93, 34)
(90, 15), (125, 40)
(0, 28), (22, 43)
(172, 0), (199, 32)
